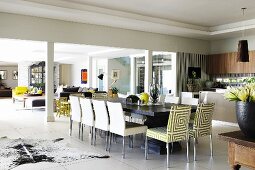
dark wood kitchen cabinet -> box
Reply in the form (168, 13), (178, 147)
(207, 51), (255, 74)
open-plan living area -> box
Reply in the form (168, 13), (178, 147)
(1, 0), (255, 170)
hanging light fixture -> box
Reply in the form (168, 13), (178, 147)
(237, 8), (249, 62)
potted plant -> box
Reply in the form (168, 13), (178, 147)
(150, 83), (159, 103)
(225, 83), (255, 138)
(111, 87), (119, 98)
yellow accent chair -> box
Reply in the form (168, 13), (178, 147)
(12, 86), (28, 102)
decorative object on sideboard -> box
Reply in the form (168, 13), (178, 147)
(12, 70), (18, 80)
(187, 67), (201, 92)
(81, 69), (87, 84)
(111, 87), (119, 98)
(237, 8), (249, 62)
(150, 83), (159, 103)
(224, 83), (255, 138)
(0, 70), (7, 80)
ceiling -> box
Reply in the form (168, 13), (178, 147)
(0, 0), (255, 39)
(0, 38), (145, 65)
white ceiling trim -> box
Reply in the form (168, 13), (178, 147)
(0, 0), (255, 39)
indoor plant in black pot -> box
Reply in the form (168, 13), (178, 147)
(225, 83), (255, 138)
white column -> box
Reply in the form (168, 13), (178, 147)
(144, 50), (153, 93)
(130, 56), (136, 94)
(46, 42), (55, 122)
(88, 56), (93, 88)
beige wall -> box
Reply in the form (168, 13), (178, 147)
(210, 35), (255, 54)
(59, 64), (71, 86)
(0, 65), (18, 88)
(0, 12), (210, 54)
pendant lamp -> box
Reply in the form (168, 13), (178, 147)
(237, 8), (249, 62)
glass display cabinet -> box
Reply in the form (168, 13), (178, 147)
(30, 61), (45, 89)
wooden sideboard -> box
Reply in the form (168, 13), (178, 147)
(219, 131), (255, 170)
(207, 51), (255, 74)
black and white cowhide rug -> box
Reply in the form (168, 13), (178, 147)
(0, 137), (109, 170)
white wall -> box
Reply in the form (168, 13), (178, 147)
(70, 63), (87, 87)
(108, 57), (130, 94)
(0, 12), (210, 54)
(0, 65), (18, 88)
(210, 35), (255, 54)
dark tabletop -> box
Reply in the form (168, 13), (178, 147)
(106, 97), (196, 117)
(218, 130), (255, 148)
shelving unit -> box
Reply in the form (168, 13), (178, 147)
(30, 61), (45, 88)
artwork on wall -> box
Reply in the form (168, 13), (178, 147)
(0, 70), (7, 80)
(13, 70), (18, 80)
(81, 69), (87, 84)
(111, 69), (120, 80)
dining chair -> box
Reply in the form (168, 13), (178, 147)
(189, 103), (215, 161)
(80, 97), (94, 145)
(69, 95), (82, 139)
(181, 97), (199, 106)
(92, 99), (110, 150)
(107, 101), (148, 158)
(164, 95), (180, 104)
(145, 105), (191, 168)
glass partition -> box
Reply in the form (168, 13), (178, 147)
(152, 52), (176, 95)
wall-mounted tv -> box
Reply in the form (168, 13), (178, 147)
(188, 67), (201, 79)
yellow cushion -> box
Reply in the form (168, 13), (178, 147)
(88, 90), (95, 93)
(14, 86), (28, 95)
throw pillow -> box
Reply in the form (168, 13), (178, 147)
(78, 87), (83, 92)
(82, 87), (88, 92)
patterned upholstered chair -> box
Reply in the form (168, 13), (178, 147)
(56, 97), (70, 117)
(145, 105), (191, 168)
(189, 103), (215, 161)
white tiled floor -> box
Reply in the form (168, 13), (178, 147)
(0, 98), (248, 170)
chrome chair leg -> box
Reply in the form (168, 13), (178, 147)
(145, 135), (148, 159)
(186, 139), (190, 163)
(167, 143), (170, 168)
(105, 131), (109, 151)
(90, 126), (94, 145)
(122, 136), (125, 159)
(81, 124), (84, 141)
(93, 128), (96, 146)
(210, 134), (213, 157)
(194, 137), (196, 161)
(69, 118), (73, 136)
(78, 122), (81, 139)
(108, 132), (112, 152)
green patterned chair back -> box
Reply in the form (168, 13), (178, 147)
(167, 105), (191, 141)
(192, 103), (214, 138)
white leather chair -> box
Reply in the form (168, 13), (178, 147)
(80, 97), (94, 145)
(92, 100), (110, 150)
(69, 95), (82, 139)
(107, 101), (148, 158)
(181, 97), (199, 106)
(164, 95), (180, 104)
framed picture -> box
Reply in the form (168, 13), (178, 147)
(13, 70), (18, 80)
(111, 69), (120, 80)
(0, 70), (7, 80)
(81, 69), (87, 84)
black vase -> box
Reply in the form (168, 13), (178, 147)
(236, 101), (255, 138)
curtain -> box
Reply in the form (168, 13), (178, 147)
(176, 52), (209, 97)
